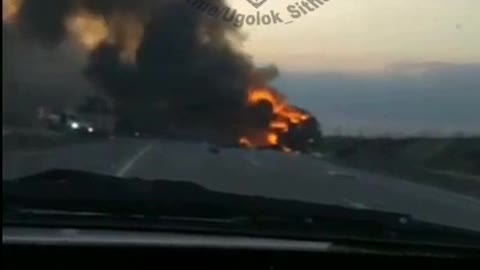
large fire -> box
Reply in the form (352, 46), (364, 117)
(239, 87), (312, 151)
(247, 88), (309, 124)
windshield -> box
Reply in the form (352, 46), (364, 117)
(3, 0), (480, 239)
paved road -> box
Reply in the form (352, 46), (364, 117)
(3, 138), (480, 231)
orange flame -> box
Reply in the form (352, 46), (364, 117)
(65, 11), (143, 63)
(239, 87), (311, 151)
(239, 137), (253, 148)
(270, 120), (289, 132)
(267, 133), (279, 145)
(3, 1), (142, 62)
(1, 3), (145, 64)
(66, 11), (110, 51)
(3, 0), (23, 24)
(247, 88), (309, 125)
(108, 13), (144, 63)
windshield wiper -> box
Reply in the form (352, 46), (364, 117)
(3, 170), (480, 248)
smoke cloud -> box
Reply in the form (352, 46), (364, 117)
(9, 0), (253, 132)
(2, 24), (96, 126)
(4, 0), (319, 150)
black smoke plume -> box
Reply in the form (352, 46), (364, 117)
(14, 0), (253, 135)
(7, 0), (320, 149)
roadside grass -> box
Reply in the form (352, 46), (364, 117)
(319, 136), (480, 198)
(2, 131), (100, 152)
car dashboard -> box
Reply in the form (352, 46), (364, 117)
(3, 226), (476, 269)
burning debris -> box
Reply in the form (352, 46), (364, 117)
(3, 0), (321, 152)
(240, 85), (318, 152)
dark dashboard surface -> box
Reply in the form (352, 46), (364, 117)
(4, 171), (479, 267)
(3, 226), (477, 269)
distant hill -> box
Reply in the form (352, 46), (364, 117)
(273, 65), (480, 136)
(322, 136), (480, 197)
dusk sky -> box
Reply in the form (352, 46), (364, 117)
(230, 0), (480, 72)
(227, 0), (480, 135)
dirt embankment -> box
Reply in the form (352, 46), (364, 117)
(2, 128), (100, 152)
(322, 136), (480, 198)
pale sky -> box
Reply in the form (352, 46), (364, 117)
(226, 0), (480, 72)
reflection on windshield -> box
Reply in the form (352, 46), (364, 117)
(2, 0), (480, 234)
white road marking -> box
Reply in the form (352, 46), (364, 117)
(342, 198), (369, 210)
(327, 170), (339, 176)
(242, 154), (262, 167)
(116, 143), (153, 177)
(311, 152), (324, 159)
(327, 170), (357, 179)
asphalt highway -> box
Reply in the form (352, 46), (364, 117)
(3, 138), (480, 231)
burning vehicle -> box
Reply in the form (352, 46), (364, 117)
(4, 0), (321, 152)
(238, 68), (321, 152)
